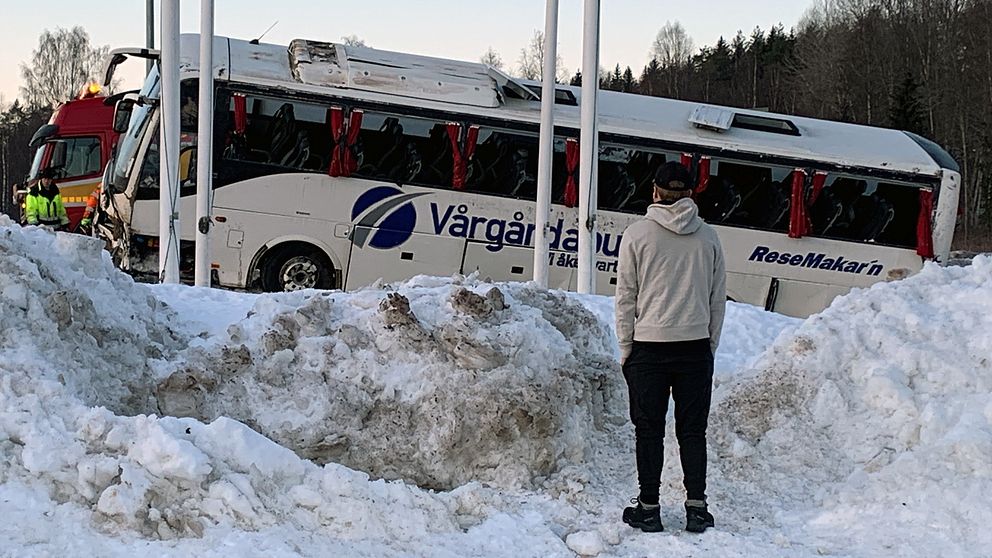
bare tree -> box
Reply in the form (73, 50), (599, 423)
(480, 47), (504, 71)
(19, 27), (109, 108)
(516, 30), (569, 83)
(341, 35), (368, 47)
(651, 21), (695, 69)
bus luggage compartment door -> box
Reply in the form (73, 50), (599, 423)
(461, 243), (575, 290)
(766, 278), (851, 318)
(344, 228), (466, 290)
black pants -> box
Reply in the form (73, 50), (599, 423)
(622, 339), (714, 505)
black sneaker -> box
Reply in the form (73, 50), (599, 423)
(684, 503), (715, 533)
(622, 498), (664, 532)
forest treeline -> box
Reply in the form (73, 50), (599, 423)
(588, 0), (992, 249)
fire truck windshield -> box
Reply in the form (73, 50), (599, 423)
(112, 65), (161, 191)
(27, 145), (46, 181)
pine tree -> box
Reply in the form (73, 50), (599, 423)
(888, 72), (926, 135)
(622, 66), (636, 93)
(639, 58), (662, 96)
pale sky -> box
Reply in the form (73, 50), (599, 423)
(1, 0), (814, 104)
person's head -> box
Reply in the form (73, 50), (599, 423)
(37, 168), (57, 187)
(652, 162), (693, 205)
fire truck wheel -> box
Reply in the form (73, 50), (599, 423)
(261, 244), (334, 292)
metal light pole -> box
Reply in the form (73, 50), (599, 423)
(146, 0), (155, 73)
(159, 0), (180, 284)
(577, 0), (600, 294)
(194, 0), (214, 287)
(533, 0), (559, 289)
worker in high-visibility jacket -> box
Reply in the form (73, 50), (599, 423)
(25, 169), (69, 230)
(78, 186), (100, 235)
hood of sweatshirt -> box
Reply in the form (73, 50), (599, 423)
(645, 198), (703, 235)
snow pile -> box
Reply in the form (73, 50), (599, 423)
(0, 222), (627, 551)
(0, 220), (183, 414)
(156, 276), (627, 490)
(711, 257), (992, 555)
(5, 215), (991, 557)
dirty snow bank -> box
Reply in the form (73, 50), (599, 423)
(711, 257), (992, 556)
(156, 275), (627, 490)
(0, 221), (626, 554)
(0, 219), (183, 415)
(5, 216), (990, 557)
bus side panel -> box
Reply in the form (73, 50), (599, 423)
(209, 208), (249, 287)
(725, 271), (775, 308)
(769, 279), (852, 318)
(593, 256), (619, 296)
(716, 226), (923, 290)
(461, 242), (576, 290)
(344, 229), (466, 290)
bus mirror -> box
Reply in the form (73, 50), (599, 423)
(113, 99), (135, 134)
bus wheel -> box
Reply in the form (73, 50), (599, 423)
(261, 245), (334, 292)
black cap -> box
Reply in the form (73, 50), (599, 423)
(654, 161), (693, 191)
(38, 168), (57, 179)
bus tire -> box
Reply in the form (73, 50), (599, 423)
(260, 244), (335, 292)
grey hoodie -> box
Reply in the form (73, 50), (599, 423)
(615, 198), (726, 360)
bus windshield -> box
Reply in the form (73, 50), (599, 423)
(112, 64), (161, 190)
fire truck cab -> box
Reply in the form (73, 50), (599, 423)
(19, 48), (158, 230)
(24, 90), (118, 229)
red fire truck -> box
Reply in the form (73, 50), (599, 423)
(17, 48), (158, 230)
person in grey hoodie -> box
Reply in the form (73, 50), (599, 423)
(616, 161), (726, 534)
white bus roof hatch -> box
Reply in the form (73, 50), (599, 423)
(689, 105), (735, 132)
(287, 39), (510, 108)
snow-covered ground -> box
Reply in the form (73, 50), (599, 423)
(1, 218), (990, 557)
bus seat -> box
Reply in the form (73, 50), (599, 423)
(478, 134), (513, 194)
(371, 118), (407, 180)
(265, 103), (299, 164)
(810, 189), (843, 235)
(278, 130), (311, 169)
(853, 194), (895, 242)
(354, 117), (396, 177)
(625, 153), (663, 208)
(696, 177), (741, 223)
(874, 185), (919, 248)
(753, 178), (790, 230)
(393, 143), (422, 184)
(827, 178), (866, 238)
(609, 168), (638, 211)
(508, 148), (535, 198)
(416, 124), (453, 186)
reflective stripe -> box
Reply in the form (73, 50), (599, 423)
(26, 193), (68, 224)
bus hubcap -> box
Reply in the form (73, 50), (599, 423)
(280, 256), (319, 291)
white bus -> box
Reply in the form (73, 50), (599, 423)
(102, 34), (960, 318)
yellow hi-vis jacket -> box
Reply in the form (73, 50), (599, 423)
(25, 185), (69, 227)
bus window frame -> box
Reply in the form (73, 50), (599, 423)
(192, 81), (945, 249)
(216, 80), (944, 188)
(804, 172), (926, 249)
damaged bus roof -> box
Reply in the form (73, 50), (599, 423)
(178, 34), (951, 178)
